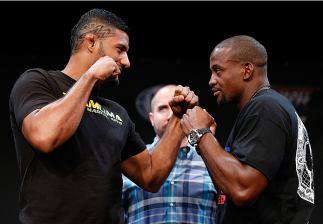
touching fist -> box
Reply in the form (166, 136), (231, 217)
(168, 85), (199, 118)
(181, 106), (216, 136)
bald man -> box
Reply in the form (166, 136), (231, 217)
(122, 85), (218, 224)
(181, 36), (314, 224)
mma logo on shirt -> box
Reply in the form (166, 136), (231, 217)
(86, 99), (123, 125)
(63, 92), (123, 125)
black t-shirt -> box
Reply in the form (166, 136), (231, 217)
(9, 69), (146, 224)
(217, 89), (314, 224)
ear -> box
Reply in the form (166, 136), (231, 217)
(84, 34), (97, 53)
(243, 62), (253, 80)
(149, 112), (154, 126)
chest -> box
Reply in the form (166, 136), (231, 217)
(78, 98), (128, 149)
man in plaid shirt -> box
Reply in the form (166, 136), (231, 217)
(122, 85), (218, 223)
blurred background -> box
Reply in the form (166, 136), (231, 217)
(1, 2), (322, 223)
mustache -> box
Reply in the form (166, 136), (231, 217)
(212, 86), (221, 92)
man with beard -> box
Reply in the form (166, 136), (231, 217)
(180, 35), (314, 224)
(9, 9), (198, 224)
(122, 85), (218, 224)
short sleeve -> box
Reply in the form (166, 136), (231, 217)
(10, 69), (59, 129)
(231, 115), (287, 182)
(121, 121), (146, 163)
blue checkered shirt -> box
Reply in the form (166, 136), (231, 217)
(122, 137), (217, 224)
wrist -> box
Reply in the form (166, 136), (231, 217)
(83, 70), (98, 82)
(188, 128), (212, 147)
(166, 115), (182, 133)
(196, 132), (212, 155)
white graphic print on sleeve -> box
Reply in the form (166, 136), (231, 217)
(295, 112), (314, 204)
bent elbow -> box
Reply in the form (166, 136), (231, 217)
(143, 183), (162, 193)
(139, 180), (162, 193)
(232, 198), (255, 207)
(148, 186), (161, 193)
(231, 191), (258, 207)
(22, 109), (63, 153)
(32, 139), (56, 153)
(27, 133), (57, 153)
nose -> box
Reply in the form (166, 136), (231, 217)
(121, 53), (130, 69)
(209, 73), (217, 87)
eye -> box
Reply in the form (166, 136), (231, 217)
(214, 69), (222, 76)
(158, 106), (168, 112)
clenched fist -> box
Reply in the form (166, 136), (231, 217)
(85, 56), (121, 86)
(181, 106), (216, 136)
(168, 85), (199, 118)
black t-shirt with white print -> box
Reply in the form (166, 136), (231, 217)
(9, 69), (146, 224)
(217, 89), (314, 224)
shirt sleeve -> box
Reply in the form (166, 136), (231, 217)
(121, 120), (147, 163)
(231, 115), (287, 182)
(10, 70), (59, 129)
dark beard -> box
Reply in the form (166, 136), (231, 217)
(217, 93), (227, 106)
(93, 43), (105, 64)
(108, 79), (119, 87)
(94, 42), (120, 87)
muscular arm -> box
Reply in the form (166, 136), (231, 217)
(121, 85), (198, 192)
(22, 72), (96, 153)
(22, 56), (119, 153)
(121, 115), (182, 192)
(181, 106), (268, 207)
(198, 133), (268, 207)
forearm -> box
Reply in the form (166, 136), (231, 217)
(122, 85), (198, 192)
(198, 134), (263, 206)
(147, 115), (183, 191)
(22, 72), (97, 153)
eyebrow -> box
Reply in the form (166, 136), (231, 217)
(118, 43), (129, 51)
(157, 104), (168, 108)
(211, 64), (222, 70)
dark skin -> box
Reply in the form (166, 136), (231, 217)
(181, 47), (269, 207)
(22, 25), (198, 193)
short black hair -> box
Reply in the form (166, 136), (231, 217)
(215, 35), (267, 67)
(70, 8), (130, 55)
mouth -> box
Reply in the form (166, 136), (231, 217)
(109, 67), (122, 79)
(212, 88), (221, 97)
(107, 75), (119, 81)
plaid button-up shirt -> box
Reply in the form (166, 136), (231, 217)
(122, 137), (218, 224)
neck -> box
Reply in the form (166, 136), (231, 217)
(237, 81), (270, 110)
(62, 53), (93, 81)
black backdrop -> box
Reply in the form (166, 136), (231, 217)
(1, 2), (322, 223)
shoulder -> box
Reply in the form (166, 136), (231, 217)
(13, 68), (49, 84)
(10, 68), (49, 97)
(243, 89), (295, 118)
(239, 89), (297, 133)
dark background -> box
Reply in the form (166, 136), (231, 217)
(1, 1), (322, 223)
